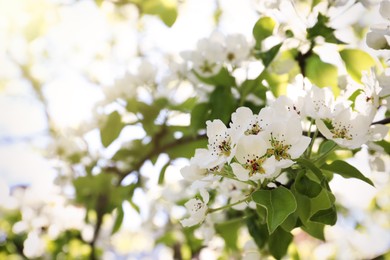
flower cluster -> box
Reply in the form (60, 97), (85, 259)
(181, 74), (389, 227)
(181, 33), (252, 77)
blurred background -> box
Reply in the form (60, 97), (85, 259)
(1, 0), (390, 259)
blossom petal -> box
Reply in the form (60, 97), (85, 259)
(235, 135), (267, 164)
(315, 119), (333, 140)
(231, 162), (249, 181)
(289, 136), (311, 159)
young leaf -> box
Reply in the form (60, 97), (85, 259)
(268, 227), (293, 260)
(138, 0), (178, 27)
(215, 220), (242, 250)
(190, 102), (210, 132)
(158, 162), (170, 185)
(307, 13), (343, 44)
(295, 171), (322, 198)
(111, 205), (125, 234)
(322, 160), (374, 186)
(100, 111), (124, 147)
(305, 54), (338, 91)
(209, 86), (236, 124)
(310, 205), (337, 225)
(252, 186), (297, 234)
(301, 222), (325, 241)
(253, 16), (276, 47)
(296, 158), (325, 183)
(246, 214), (269, 249)
(239, 77), (267, 103)
(375, 140), (390, 154)
(193, 67), (236, 87)
(340, 49), (375, 83)
(256, 43), (283, 67)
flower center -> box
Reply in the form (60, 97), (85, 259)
(227, 52), (235, 61)
(331, 122), (353, 140)
(244, 157), (266, 176)
(266, 135), (291, 161)
(218, 140), (231, 156)
(199, 60), (217, 74)
(245, 123), (262, 135)
(191, 200), (204, 213)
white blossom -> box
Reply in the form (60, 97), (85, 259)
(223, 34), (251, 66)
(366, 24), (390, 50)
(304, 85), (336, 119)
(262, 118), (311, 168)
(181, 189), (210, 227)
(380, 0), (390, 20)
(231, 135), (279, 182)
(316, 108), (373, 149)
(194, 120), (236, 169)
(230, 107), (262, 142)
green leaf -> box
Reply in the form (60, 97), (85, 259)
(101, 111), (124, 147)
(280, 211), (299, 232)
(295, 171), (322, 198)
(317, 140), (337, 156)
(164, 136), (207, 159)
(305, 54), (338, 91)
(215, 219), (242, 250)
(190, 102), (210, 132)
(340, 49), (375, 83)
(209, 86), (236, 124)
(246, 214), (269, 249)
(256, 43), (283, 67)
(158, 162), (170, 185)
(194, 67), (236, 87)
(252, 186), (297, 234)
(296, 158), (325, 183)
(111, 205), (124, 235)
(239, 76), (267, 103)
(137, 0), (178, 27)
(301, 222), (325, 241)
(375, 140), (390, 154)
(322, 160), (374, 186)
(307, 13), (344, 44)
(310, 205), (337, 225)
(253, 16), (276, 47)
(268, 227), (293, 260)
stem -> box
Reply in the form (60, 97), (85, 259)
(371, 117), (390, 125)
(208, 190), (257, 213)
(306, 128), (318, 159)
(214, 171), (257, 187)
(313, 143), (338, 164)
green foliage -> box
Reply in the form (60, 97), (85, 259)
(130, 0), (178, 27)
(73, 174), (132, 216)
(295, 171), (322, 198)
(194, 67), (236, 88)
(253, 16), (276, 48)
(100, 111), (125, 147)
(191, 102), (211, 132)
(322, 160), (374, 186)
(268, 227), (293, 260)
(340, 49), (375, 83)
(255, 43), (283, 67)
(215, 219), (241, 250)
(307, 13), (343, 44)
(252, 186), (297, 234)
(305, 54), (338, 91)
(375, 140), (390, 154)
(246, 214), (269, 249)
(209, 86), (237, 124)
